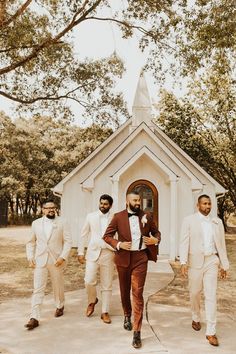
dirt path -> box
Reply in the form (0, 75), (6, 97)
(1, 226), (235, 317)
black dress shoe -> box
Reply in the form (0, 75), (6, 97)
(24, 318), (39, 330)
(132, 331), (142, 349)
(123, 316), (132, 331)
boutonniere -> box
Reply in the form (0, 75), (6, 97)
(141, 214), (148, 228)
(212, 218), (219, 225)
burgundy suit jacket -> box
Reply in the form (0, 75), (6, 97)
(103, 209), (161, 267)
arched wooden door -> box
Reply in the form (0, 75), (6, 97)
(127, 180), (159, 226)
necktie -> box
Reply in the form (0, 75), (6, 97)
(128, 212), (139, 218)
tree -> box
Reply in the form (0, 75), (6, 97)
(188, 58), (236, 222)
(146, 0), (236, 83)
(0, 111), (112, 222)
(0, 0), (176, 124)
(156, 86), (236, 227)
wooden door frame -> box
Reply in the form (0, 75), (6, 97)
(127, 179), (159, 226)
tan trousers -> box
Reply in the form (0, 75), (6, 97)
(85, 249), (114, 313)
(189, 254), (219, 335)
(31, 263), (65, 320)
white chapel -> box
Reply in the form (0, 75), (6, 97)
(53, 74), (226, 259)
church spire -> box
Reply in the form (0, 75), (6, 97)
(132, 72), (152, 127)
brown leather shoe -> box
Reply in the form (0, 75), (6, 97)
(86, 298), (98, 317)
(55, 306), (64, 317)
(192, 320), (201, 331)
(101, 312), (111, 324)
(206, 335), (219, 346)
(24, 318), (39, 330)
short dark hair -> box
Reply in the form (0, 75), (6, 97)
(198, 194), (211, 203)
(99, 194), (113, 206)
(42, 199), (56, 207)
(126, 189), (140, 196)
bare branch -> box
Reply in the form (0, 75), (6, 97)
(85, 16), (150, 35)
(0, 0), (33, 28)
(0, 41), (64, 53)
(0, 0), (103, 76)
(85, 16), (176, 50)
(0, 88), (89, 107)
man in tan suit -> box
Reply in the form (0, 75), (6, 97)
(180, 194), (229, 347)
(103, 190), (161, 349)
(24, 200), (72, 330)
(78, 194), (115, 324)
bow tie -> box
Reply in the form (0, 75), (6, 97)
(128, 212), (139, 218)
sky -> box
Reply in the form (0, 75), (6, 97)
(0, 2), (186, 124)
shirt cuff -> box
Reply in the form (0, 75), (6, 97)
(116, 242), (121, 250)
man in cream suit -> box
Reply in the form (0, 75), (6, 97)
(24, 200), (72, 330)
(78, 194), (115, 324)
(180, 194), (229, 347)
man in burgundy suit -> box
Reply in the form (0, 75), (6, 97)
(103, 190), (161, 349)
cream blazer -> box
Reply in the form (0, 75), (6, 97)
(26, 216), (72, 267)
(179, 213), (229, 270)
(78, 211), (115, 262)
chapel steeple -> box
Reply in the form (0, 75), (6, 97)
(131, 72), (153, 127)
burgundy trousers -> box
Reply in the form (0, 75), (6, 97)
(117, 250), (148, 331)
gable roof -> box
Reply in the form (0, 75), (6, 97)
(81, 122), (203, 191)
(53, 74), (226, 195)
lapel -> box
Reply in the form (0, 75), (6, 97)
(138, 210), (147, 234)
(194, 213), (204, 242)
(95, 211), (102, 235)
(121, 210), (132, 241)
(212, 217), (220, 244)
(38, 217), (47, 241)
(107, 212), (113, 224)
(47, 217), (58, 242)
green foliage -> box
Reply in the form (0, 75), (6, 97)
(156, 78), (236, 223)
(0, 111), (112, 220)
(0, 0), (134, 123)
(144, 0), (236, 83)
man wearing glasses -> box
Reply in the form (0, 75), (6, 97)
(24, 199), (72, 330)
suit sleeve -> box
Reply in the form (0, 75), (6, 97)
(60, 220), (72, 260)
(218, 219), (230, 270)
(103, 214), (119, 249)
(78, 215), (90, 255)
(150, 217), (161, 243)
(179, 217), (190, 265)
(26, 222), (37, 261)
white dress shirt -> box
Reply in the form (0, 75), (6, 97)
(128, 210), (146, 251)
(43, 216), (54, 240)
(198, 212), (217, 256)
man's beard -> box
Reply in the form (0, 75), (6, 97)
(99, 207), (109, 214)
(129, 204), (140, 212)
(46, 214), (55, 219)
